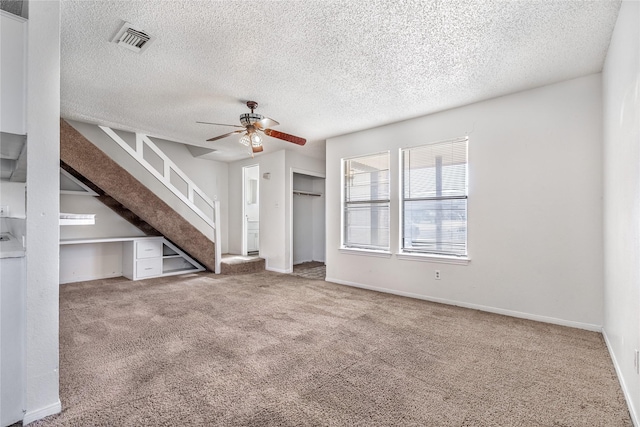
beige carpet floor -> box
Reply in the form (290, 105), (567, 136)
(33, 272), (630, 426)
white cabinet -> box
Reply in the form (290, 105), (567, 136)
(1, 11), (27, 135)
(136, 238), (162, 259)
(123, 237), (204, 280)
(1, 256), (25, 426)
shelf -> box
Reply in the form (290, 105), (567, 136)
(60, 236), (155, 245)
(293, 190), (322, 197)
(162, 254), (182, 260)
(162, 267), (200, 275)
(59, 213), (95, 226)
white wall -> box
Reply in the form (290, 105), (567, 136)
(326, 74), (604, 330)
(59, 243), (124, 285)
(0, 181), (26, 218)
(59, 195), (146, 240)
(312, 178), (326, 262)
(229, 151), (286, 270)
(24, 0), (62, 423)
(59, 195), (146, 284)
(602, 1), (640, 424)
(228, 150), (325, 272)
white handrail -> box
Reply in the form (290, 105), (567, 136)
(99, 125), (221, 274)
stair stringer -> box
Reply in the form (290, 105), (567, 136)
(60, 118), (216, 272)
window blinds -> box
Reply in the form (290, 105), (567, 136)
(343, 152), (390, 250)
(402, 138), (468, 256)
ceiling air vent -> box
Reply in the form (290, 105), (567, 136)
(111, 21), (155, 53)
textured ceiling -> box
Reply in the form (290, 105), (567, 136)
(60, 0), (621, 162)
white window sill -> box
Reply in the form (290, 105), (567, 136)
(396, 252), (470, 265)
(339, 247), (392, 258)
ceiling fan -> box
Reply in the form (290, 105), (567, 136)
(197, 101), (306, 156)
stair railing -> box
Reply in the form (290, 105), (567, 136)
(99, 125), (221, 273)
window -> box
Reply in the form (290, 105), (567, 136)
(401, 137), (468, 257)
(343, 152), (390, 251)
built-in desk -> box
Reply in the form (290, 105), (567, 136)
(60, 236), (204, 282)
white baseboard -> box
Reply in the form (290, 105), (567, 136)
(325, 277), (602, 332)
(603, 329), (639, 427)
(23, 400), (61, 425)
(265, 265), (292, 274)
(59, 272), (122, 285)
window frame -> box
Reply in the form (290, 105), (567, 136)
(341, 151), (391, 253)
(399, 137), (469, 262)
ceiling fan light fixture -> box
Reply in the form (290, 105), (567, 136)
(239, 134), (251, 147)
(239, 133), (263, 148)
(200, 100), (306, 157)
(240, 113), (263, 126)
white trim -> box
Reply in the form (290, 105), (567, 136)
(291, 168), (326, 179)
(399, 135), (469, 152)
(22, 400), (61, 425)
(266, 264), (292, 274)
(241, 164), (259, 257)
(214, 200), (221, 274)
(396, 252), (471, 265)
(325, 276), (603, 332)
(338, 248), (392, 258)
(0, 9), (27, 23)
(603, 329), (639, 427)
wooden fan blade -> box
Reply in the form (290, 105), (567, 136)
(263, 128), (306, 146)
(206, 129), (245, 142)
(252, 145), (264, 153)
(254, 117), (279, 130)
(197, 121), (244, 128)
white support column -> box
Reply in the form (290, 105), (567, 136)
(24, 1), (62, 424)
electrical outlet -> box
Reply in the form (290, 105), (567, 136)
(0, 205), (8, 217)
(435, 270), (441, 280)
(635, 350), (639, 374)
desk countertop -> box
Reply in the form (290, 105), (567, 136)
(0, 233), (25, 258)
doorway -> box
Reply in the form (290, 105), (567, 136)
(291, 170), (325, 271)
(242, 165), (259, 256)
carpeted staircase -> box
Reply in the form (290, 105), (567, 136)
(60, 119), (216, 272)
